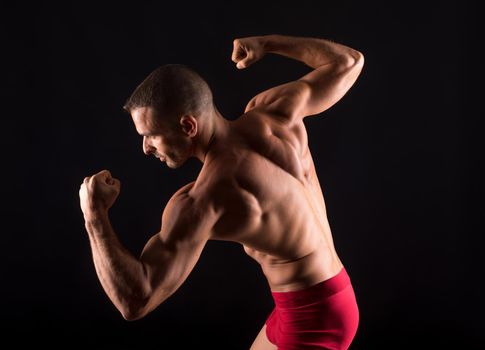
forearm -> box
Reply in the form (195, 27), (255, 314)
(261, 34), (362, 69)
(84, 212), (149, 319)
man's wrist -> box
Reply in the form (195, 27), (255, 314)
(83, 209), (109, 226)
(261, 34), (277, 53)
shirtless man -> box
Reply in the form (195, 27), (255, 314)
(79, 34), (364, 349)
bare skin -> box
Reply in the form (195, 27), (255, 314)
(79, 34), (364, 349)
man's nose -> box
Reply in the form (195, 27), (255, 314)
(142, 136), (154, 155)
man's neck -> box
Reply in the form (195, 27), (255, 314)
(193, 109), (228, 163)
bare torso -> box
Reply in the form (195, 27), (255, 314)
(188, 110), (344, 292)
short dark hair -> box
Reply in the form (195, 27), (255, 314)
(123, 64), (213, 121)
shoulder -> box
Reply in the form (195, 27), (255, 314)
(237, 108), (309, 162)
(166, 181), (212, 218)
(185, 171), (246, 221)
(160, 182), (220, 242)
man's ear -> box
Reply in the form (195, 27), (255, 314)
(180, 115), (197, 137)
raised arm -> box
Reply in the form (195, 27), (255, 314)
(80, 171), (217, 321)
(232, 34), (364, 123)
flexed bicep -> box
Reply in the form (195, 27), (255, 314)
(235, 35), (365, 125)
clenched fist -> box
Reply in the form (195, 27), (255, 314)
(231, 36), (267, 69)
(79, 169), (120, 220)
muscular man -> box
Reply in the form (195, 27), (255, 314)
(79, 34), (364, 349)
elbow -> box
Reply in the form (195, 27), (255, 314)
(121, 308), (146, 321)
(119, 298), (151, 321)
(354, 50), (365, 68)
(340, 50), (365, 70)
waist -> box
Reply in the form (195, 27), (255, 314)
(270, 266), (352, 308)
(261, 246), (340, 292)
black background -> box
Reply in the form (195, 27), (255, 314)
(2, 1), (483, 349)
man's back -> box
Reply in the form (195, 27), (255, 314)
(190, 108), (343, 293)
(183, 35), (364, 296)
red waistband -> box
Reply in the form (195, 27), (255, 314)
(270, 266), (352, 308)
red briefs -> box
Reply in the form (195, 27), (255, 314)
(265, 266), (359, 350)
